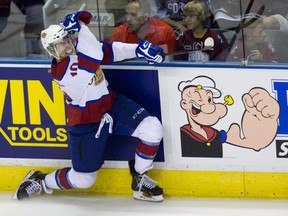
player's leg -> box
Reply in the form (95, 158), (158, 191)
(44, 123), (109, 190)
(110, 94), (164, 202)
(14, 122), (109, 200)
(130, 116), (164, 202)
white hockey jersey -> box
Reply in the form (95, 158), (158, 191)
(51, 25), (138, 126)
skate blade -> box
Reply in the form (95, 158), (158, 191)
(133, 191), (164, 202)
(12, 170), (36, 200)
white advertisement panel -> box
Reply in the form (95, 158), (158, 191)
(158, 66), (288, 172)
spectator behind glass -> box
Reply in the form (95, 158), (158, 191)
(154, 0), (214, 36)
(227, 18), (278, 63)
(110, 0), (176, 53)
(0, 0), (44, 57)
(174, 0), (226, 62)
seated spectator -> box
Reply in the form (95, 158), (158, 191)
(227, 18), (278, 63)
(155, 0), (215, 36)
(174, 0), (226, 61)
(110, 0), (176, 53)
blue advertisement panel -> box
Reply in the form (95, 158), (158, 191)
(0, 66), (164, 162)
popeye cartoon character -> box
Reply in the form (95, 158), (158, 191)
(178, 76), (280, 157)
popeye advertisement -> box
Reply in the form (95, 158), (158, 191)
(178, 75), (280, 158)
(155, 66), (288, 171)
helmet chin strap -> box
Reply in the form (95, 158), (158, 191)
(46, 44), (61, 60)
(49, 45), (62, 60)
(53, 45), (62, 59)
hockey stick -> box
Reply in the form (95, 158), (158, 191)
(167, 37), (215, 57)
(164, 46), (214, 57)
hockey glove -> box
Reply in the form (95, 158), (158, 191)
(61, 11), (92, 32)
(136, 40), (165, 63)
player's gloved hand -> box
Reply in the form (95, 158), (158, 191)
(136, 40), (165, 63)
(61, 11), (92, 32)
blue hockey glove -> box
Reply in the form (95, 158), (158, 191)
(61, 11), (92, 32)
(136, 40), (165, 63)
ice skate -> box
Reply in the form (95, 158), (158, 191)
(13, 170), (53, 200)
(129, 160), (164, 202)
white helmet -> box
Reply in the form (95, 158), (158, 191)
(40, 25), (69, 58)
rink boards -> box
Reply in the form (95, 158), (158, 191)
(0, 62), (288, 198)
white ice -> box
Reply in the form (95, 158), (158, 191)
(1, 192), (288, 216)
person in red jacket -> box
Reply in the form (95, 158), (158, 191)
(110, 0), (176, 54)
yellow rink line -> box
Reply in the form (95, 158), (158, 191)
(1, 166), (288, 198)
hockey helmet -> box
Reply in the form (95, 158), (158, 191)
(40, 25), (71, 58)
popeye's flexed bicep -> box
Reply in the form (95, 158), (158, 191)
(226, 87), (280, 150)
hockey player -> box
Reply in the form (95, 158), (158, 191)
(13, 11), (165, 202)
